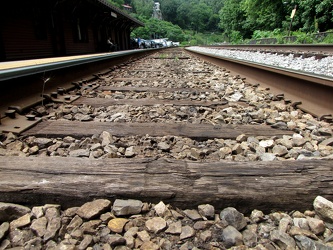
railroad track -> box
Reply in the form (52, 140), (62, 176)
(0, 47), (333, 249)
(187, 46), (333, 119)
(204, 44), (333, 56)
(0, 47), (332, 212)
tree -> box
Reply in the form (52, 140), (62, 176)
(175, 1), (191, 29)
(160, 0), (180, 23)
(241, 0), (285, 32)
(298, 0), (333, 32)
(131, 17), (185, 42)
(106, 0), (125, 8)
(219, 0), (247, 38)
(131, 0), (154, 19)
(188, 2), (213, 32)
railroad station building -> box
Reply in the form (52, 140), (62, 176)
(0, 0), (144, 61)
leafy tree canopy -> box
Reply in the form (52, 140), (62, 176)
(125, 0), (332, 44)
(106, 0), (124, 8)
(131, 17), (186, 42)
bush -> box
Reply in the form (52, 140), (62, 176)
(292, 31), (314, 44)
(321, 33), (333, 44)
(252, 30), (271, 39)
(230, 30), (243, 44)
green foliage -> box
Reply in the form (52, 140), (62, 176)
(106, 0), (124, 8)
(297, 0), (333, 33)
(160, 0), (180, 24)
(161, 0), (220, 32)
(321, 34), (333, 44)
(177, 30), (226, 46)
(241, 0), (285, 32)
(128, 0), (333, 45)
(131, 0), (154, 19)
(229, 31), (243, 44)
(219, 0), (247, 38)
(188, 2), (213, 32)
(290, 31), (314, 44)
(131, 17), (185, 42)
(252, 30), (272, 39)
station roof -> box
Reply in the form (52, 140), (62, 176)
(96, 0), (144, 27)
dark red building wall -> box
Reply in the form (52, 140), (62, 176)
(1, 3), (54, 60)
(0, 0), (143, 61)
(61, 20), (95, 55)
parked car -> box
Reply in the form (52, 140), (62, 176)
(139, 39), (157, 49)
(151, 39), (168, 48)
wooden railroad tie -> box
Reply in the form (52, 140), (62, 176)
(73, 97), (228, 108)
(23, 120), (292, 140)
(0, 156), (331, 213)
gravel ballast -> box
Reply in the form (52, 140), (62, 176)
(0, 48), (332, 249)
(1, 196), (333, 249)
(186, 47), (333, 78)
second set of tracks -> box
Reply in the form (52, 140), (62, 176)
(0, 47), (332, 212)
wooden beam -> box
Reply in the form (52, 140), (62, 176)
(0, 156), (331, 213)
(98, 86), (215, 93)
(73, 97), (228, 107)
(23, 121), (292, 139)
(110, 77), (173, 81)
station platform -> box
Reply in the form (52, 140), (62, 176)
(0, 53), (109, 71)
(0, 49), (150, 81)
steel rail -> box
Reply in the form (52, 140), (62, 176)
(185, 48), (333, 119)
(203, 44), (333, 54)
(0, 49), (158, 82)
(0, 49), (160, 116)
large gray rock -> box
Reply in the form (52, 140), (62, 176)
(250, 209), (265, 223)
(145, 217), (167, 234)
(69, 149), (90, 157)
(295, 235), (332, 250)
(198, 204), (215, 220)
(307, 217), (326, 235)
(270, 229), (296, 249)
(313, 196), (333, 223)
(0, 202), (31, 222)
(260, 153), (276, 161)
(165, 221), (182, 235)
(76, 199), (111, 219)
(100, 131), (113, 146)
(220, 207), (247, 231)
(10, 213), (31, 229)
(44, 216), (61, 241)
(183, 209), (202, 221)
(33, 138), (53, 149)
(112, 199), (142, 216)
(30, 217), (47, 237)
(222, 225), (243, 248)
(154, 201), (167, 217)
(180, 225), (195, 240)
(272, 145), (288, 156)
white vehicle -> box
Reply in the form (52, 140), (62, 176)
(151, 38), (168, 48)
(166, 41), (173, 47)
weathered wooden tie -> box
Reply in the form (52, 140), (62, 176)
(98, 86), (215, 93)
(73, 97), (228, 108)
(0, 156), (331, 213)
(23, 120), (292, 139)
(110, 77), (174, 81)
